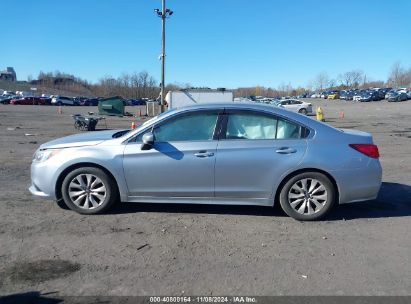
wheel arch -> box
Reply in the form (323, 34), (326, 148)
(55, 162), (120, 202)
(273, 168), (340, 207)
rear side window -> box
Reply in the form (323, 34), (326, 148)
(224, 111), (309, 140)
(276, 119), (301, 139)
(226, 113), (277, 140)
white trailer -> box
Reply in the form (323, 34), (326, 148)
(165, 89), (233, 109)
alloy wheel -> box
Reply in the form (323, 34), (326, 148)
(288, 178), (328, 215)
(68, 174), (107, 209)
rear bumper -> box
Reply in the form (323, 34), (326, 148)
(333, 159), (382, 204)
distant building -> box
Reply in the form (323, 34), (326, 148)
(0, 67), (17, 82)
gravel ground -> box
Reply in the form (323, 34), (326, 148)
(0, 100), (410, 297)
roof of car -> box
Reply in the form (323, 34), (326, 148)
(172, 102), (316, 126)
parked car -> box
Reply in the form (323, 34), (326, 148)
(387, 91), (408, 102)
(384, 89), (398, 99)
(274, 99), (313, 115)
(327, 91), (340, 100)
(81, 98), (99, 106)
(10, 97), (50, 105)
(353, 90), (366, 101)
(74, 97), (88, 105)
(320, 91), (330, 99)
(377, 88), (390, 100)
(340, 91), (354, 101)
(358, 91), (381, 102)
(126, 98), (147, 106)
(39, 97), (52, 105)
(29, 103), (382, 221)
(0, 97), (13, 104)
(51, 96), (77, 106)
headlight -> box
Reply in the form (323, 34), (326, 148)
(33, 149), (62, 162)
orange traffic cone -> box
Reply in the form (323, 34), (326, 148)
(339, 111), (345, 119)
(131, 121), (136, 129)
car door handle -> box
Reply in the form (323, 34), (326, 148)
(194, 151), (214, 158)
(276, 147), (297, 154)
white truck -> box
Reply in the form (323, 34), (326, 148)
(165, 89), (233, 109)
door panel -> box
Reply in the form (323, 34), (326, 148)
(214, 139), (307, 200)
(215, 109), (307, 201)
(123, 141), (217, 198)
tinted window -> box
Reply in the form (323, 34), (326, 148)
(153, 111), (218, 142)
(226, 112), (277, 140)
(225, 112), (306, 140)
(276, 119), (301, 139)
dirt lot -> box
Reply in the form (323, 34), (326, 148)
(0, 100), (410, 297)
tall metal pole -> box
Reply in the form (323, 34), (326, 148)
(161, 0), (166, 112)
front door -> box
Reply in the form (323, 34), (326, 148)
(123, 110), (221, 198)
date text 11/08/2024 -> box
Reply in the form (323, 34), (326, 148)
(149, 296), (257, 303)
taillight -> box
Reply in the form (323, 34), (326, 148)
(349, 144), (380, 158)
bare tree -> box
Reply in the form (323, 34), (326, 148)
(338, 70), (364, 88)
(314, 72), (330, 91)
(328, 78), (337, 89)
(388, 62), (411, 87)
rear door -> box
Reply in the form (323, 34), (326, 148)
(214, 109), (308, 202)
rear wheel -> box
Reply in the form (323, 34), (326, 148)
(61, 167), (118, 214)
(279, 172), (336, 221)
(298, 108), (308, 115)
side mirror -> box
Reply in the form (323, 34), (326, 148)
(141, 132), (154, 150)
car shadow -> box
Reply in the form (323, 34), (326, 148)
(0, 291), (63, 304)
(327, 182), (411, 221)
(109, 182), (411, 221)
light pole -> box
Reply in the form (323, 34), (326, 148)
(154, 0), (173, 113)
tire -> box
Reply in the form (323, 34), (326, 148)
(298, 108), (308, 115)
(279, 172), (336, 221)
(61, 167), (118, 214)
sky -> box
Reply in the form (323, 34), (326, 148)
(2, 0), (411, 89)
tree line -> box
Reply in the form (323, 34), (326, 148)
(29, 62), (411, 99)
(31, 71), (161, 99)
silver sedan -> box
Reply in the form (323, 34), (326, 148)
(29, 103), (382, 220)
(272, 99), (313, 115)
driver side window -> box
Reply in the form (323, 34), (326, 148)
(153, 111), (219, 142)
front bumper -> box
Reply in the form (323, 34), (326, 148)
(29, 161), (57, 200)
(29, 184), (51, 198)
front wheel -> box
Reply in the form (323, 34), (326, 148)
(61, 167), (118, 214)
(279, 172), (336, 221)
